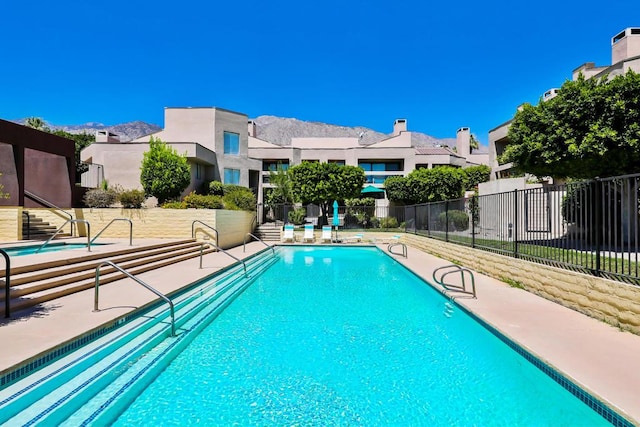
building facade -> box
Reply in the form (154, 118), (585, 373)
(81, 108), (489, 207)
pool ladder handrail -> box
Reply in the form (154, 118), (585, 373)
(388, 242), (408, 258)
(432, 264), (477, 298)
(91, 218), (133, 246)
(191, 220), (219, 246)
(35, 219), (91, 254)
(1, 249), (10, 318)
(93, 260), (176, 337)
(200, 242), (247, 277)
(243, 232), (275, 255)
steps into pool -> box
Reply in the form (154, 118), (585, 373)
(0, 239), (217, 317)
(0, 249), (278, 426)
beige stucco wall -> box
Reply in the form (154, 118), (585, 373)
(403, 233), (640, 335)
(0, 208), (254, 249)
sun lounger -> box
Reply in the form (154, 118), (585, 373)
(321, 226), (332, 243)
(302, 224), (315, 243)
(282, 224), (295, 243)
(344, 233), (363, 243)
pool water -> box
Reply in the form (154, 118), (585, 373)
(109, 247), (610, 426)
(0, 242), (106, 257)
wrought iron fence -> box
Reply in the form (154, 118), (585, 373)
(405, 173), (640, 286)
(258, 203), (406, 231)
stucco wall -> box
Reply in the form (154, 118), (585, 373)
(403, 233), (640, 334)
(0, 208), (254, 249)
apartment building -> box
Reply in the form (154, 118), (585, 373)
(81, 108), (488, 207)
(487, 27), (640, 184)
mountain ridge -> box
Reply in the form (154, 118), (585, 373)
(14, 116), (456, 147)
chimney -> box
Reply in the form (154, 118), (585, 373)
(393, 119), (407, 136)
(95, 130), (121, 143)
(612, 28), (640, 64)
(456, 127), (470, 157)
(248, 120), (257, 138)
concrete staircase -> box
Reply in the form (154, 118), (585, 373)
(21, 211), (71, 240)
(254, 223), (282, 242)
(0, 239), (216, 317)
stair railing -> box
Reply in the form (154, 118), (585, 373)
(191, 220), (218, 247)
(199, 242), (247, 276)
(91, 218), (133, 246)
(93, 260), (176, 337)
(24, 190), (75, 236)
(243, 233), (275, 254)
(35, 219), (91, 253)
(1, 249), (10, 318)
(432, 264), (477, 298)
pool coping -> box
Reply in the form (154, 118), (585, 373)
(1, 241), (639, 426)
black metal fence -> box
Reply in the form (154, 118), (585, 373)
(405, 173), (640, 286)
(258, 203), (406, 231)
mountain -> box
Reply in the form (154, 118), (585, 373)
(14, 119), (161, 142)
(251, 115), (456, 148)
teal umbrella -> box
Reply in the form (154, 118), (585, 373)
(361, 185), (385, 194)
(332, 200), (340, 241)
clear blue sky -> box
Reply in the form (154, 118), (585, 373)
(2, 1), (638, 145)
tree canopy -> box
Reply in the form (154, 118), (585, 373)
(500, 71), (640, 179)
(385, 167), (467, 204)
(289, 162), (365, 216)
(140, 136), (191, 204)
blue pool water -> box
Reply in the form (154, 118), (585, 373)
(0, 242), (106, 257)
(108, 246), (610, 426)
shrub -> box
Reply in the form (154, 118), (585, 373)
(83, 188), (117, 208)
(288, 207), (306, 225)
(140, 136), (190, 204)
(223, 188), (256, 211)
(436, 210), (469, 231)
(378, 216), (399, 229)
(161, 201), (187, 209)
(209, 181), (224, 196)
(183, 192), (224, 209)
(118, 189), (146, 208)
(222, 184), (246, 195)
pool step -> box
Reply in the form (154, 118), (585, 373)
(0, 250), (278, 426)
(0, 239), (216, 317)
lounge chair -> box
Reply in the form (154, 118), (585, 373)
(302, 224), (315, 243)
(344, 233), (363, 243)
(282, 224), (295, 243)
(321, 226), (332, 243)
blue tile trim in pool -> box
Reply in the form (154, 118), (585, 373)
(449, 297), (634, 427)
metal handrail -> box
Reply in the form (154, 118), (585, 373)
(93, 260), (176, 337)
(388, 242), (408, 258)
(24, 190), (75, 236)
(200, 242), (247, 276)
(35, 219), (91, 253)
(243, 233), (275, 254)
(191, 220), (219, 246)
(1, 249), (10, 318)
(91, 218), (133, 245)
(432, 264), (476, 298)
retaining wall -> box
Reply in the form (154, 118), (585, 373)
(403, 233), (640, 335)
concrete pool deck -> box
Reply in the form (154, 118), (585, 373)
(1, 240), (639, 425)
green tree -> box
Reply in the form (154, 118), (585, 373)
(289, 162), (365, 220)
(24, 117), (49, 131)
(463, 165), (491, 191)
(140, 136), (190, 204)
(385, 167), (466, 204)
(501, 71), (640, 179)
(267, 166), (296, 205)
(469, 134), (480, 152)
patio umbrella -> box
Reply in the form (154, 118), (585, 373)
(332, 200), (340, 241)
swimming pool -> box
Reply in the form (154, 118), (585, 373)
(0, 246), (630, 426)
(0, 242), (107, 257)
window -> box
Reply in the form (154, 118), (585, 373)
(223, 132), (239, 155)
(328, 160), (345, 166)
(195, 163), (202, 179)
(224, 168), (240, 184)
(262, 160), (290, 171)
(358, 160), (402, 171)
